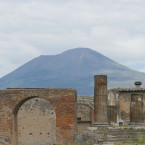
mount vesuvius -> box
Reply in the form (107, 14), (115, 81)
(0, 48), (145, 95)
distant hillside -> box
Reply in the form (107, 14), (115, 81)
(0, 48), (145, 95)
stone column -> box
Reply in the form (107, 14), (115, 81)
(94, 75), (108, 125)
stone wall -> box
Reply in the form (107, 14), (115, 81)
(120, 92), (145, 124)
(77, 95), (94, 109)
(108, 90), (118, 106)
(108, 90), (145, 125)
(119, 93), (131, 123)
(0, 88), (77, 145)
(77, 96), (94, 132)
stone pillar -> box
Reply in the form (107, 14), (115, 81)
(94, 75), (108, 126)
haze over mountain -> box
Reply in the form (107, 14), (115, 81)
(0, 48), (145, 95)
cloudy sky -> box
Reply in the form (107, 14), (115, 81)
(0, 0), (145, 78)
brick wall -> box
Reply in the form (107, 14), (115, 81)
(77, 96), (94, 132)
(0, 88), (77, 145)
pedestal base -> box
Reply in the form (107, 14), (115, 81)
(93, 122), (109, 127)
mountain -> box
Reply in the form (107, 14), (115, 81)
(0, 48), (145, 95)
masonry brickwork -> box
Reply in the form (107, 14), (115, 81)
(108, 88), (145, 125)
(1, 76), (145, 145)
(0, 88), (77, 145)
(77, 95), (94, 132)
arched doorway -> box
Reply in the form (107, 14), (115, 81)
(13, 97), (56, 145)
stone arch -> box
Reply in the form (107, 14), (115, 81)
(77, 103), (94, 132)
(77, 95), (94, 110)
(77, 103), (93, 122)
(78, 102), (94, 110)
(13, 96), (56, 145)
(0, 88), (76, 144)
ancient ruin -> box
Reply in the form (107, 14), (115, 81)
(76, 78), (145, 144)
(108, 81), (145, 125)
(0, 88), (77, 145)
(1, 75), (145, 144)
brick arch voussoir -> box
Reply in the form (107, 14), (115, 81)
(77, 103), (94, 110)
(13, 95), (59, 116)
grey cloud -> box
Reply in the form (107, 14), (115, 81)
(0, 0), (145, 77)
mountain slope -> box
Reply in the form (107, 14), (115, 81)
(0, 48), (145, 95)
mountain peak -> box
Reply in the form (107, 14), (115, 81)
(0, 48), (145, 95)
(61, 47), (100, 55)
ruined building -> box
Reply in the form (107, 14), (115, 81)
(108, 81), (145, 125)
(0, 75), (145, 144)
(77, 80), (145, 135)
(0, 88), (77, 145)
